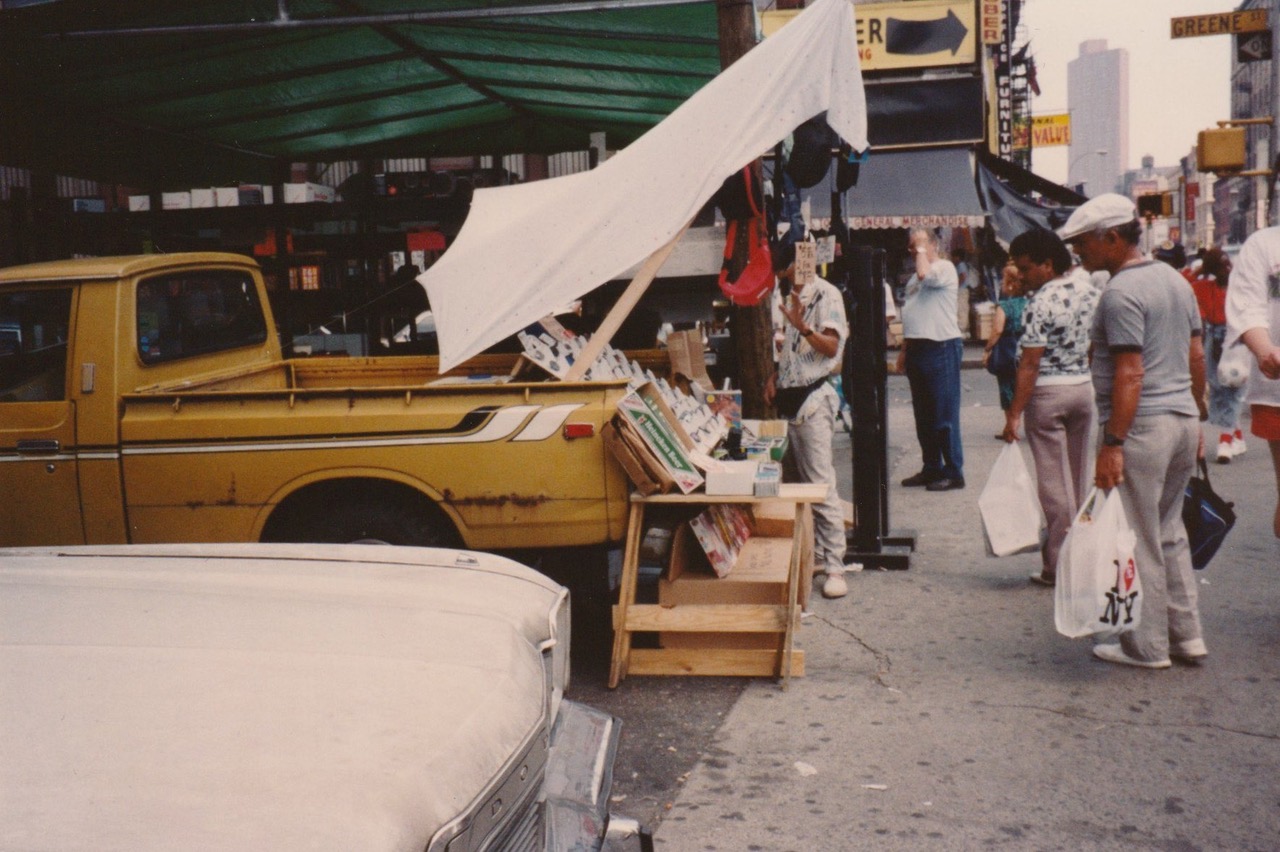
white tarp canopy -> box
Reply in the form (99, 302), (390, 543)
(419, 0), (867, 372)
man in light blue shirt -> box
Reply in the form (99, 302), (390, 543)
(895, 229), (965, 490)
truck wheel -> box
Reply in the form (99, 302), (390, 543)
(263, 484), (460, 548)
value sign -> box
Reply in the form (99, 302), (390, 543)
(763, 0), (977, 71)
(1030, 113), (1071, 147)
(1171, 9), (1268, 38)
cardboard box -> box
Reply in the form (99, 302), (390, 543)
(659, 530), (795, 649)
(161, 191), (191, 210)
(283, 181), (336, 204)
(127, 195), (151, 212)
(603, 420), (666, 496)
(189, 188), (215, 208)
(614, 383), (703, 494)
(704, 459), (759, 496)
(214, 187), (240, 207)
(752, 498), (854, 538)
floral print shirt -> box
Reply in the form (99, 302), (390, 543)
(1018, 267), (1100, 379)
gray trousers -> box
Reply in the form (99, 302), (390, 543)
(1025, 383), (1094, 577)
(1105, 413), (1203, 662)
(783, 397), (847, 576)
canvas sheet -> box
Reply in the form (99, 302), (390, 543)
(419, 0), (867, 371)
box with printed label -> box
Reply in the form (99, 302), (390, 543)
(127, 195), (151, 212)
(189, 188), (215, 208)
(214, 187), (240, 207)
(283, 182), (336, 204)
(161, 192), (191, 210)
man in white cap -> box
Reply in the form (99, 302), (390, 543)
(1058, 193), (1209, 670)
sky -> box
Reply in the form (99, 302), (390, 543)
(1020, 0), (1237, 184)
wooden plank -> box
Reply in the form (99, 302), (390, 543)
(627, 648), (805, 678)
(631, 483), (828, 505)
(563, 219), (692, 381)
(623, 603), (789, 633)
(608, 502), (647, 688)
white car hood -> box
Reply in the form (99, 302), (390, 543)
(0, 544), (564, 851)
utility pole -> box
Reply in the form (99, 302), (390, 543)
(1272, 0), (1279, 225)
(718, 0), (775, 418)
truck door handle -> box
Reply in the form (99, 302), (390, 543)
(16, 440), (60, 455)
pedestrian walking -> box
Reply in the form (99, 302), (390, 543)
(1002, 228), (1100, 587)
(984, 260), (1029, 415)
(1191, 247), (1249, 462)
(896, 229), (965, 491)
(1060, 194), (1209, 669)
(1225, 225), (1280, 538)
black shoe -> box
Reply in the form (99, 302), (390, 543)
(901, 471), (943, 487)
(925, 477), (966, 491)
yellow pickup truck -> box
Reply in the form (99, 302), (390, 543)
(0, 253), (635, 551)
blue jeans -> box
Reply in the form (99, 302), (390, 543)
(1204, 322), (1247, 431)
(905, 337), (964, 479)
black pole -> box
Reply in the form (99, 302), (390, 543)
(842, 245), (915, 569)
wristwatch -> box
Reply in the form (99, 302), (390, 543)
(1103, 432), (1125, 447)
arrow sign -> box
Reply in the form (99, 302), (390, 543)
(886, 9), (968, 55)
(1238, 31), (1272, 62)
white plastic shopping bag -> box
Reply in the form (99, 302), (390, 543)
(978, 442), (1043, 557)
(1054, 487), (1143, 639)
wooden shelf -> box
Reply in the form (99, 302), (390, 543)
(608, 483), (825, 688)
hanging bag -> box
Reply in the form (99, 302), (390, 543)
(984, 329), (1018, 378)
(1054, 487), (1143, 639)
(978, 442), (1043, 557)
(1182, 457), (1236, 569)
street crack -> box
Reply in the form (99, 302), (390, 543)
(985, 702), (1280, 741)
(810, 614), (894, 688)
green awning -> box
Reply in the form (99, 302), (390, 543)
(0, 0), (721, 186)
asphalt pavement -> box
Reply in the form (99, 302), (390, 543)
(638, 364), (1280, 850)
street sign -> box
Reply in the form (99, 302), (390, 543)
(1237, 30), (1273, 62)
(763, 0), (977, 71)
(1170, 9), (1268, 39)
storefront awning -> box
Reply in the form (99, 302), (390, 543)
(842, 147), (986, 230)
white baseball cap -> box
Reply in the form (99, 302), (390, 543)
(1057, 193), (1138, 240)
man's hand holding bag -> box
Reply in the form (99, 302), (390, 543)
(1054, 487), (1143, 639)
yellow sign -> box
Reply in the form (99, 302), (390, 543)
(1171, 9), (1268, 39)
(763, 0), (978, 71)
(1031, 113), (1071, 147)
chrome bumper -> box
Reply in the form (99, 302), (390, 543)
(544, 700), (652, 852)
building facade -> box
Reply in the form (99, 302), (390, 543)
(1066, 39), (1128, 198)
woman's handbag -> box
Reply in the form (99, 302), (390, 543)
(985, 330), (1017, 378)
(1055, 487), (1142, 639)
(1183, 458), (1236, 569)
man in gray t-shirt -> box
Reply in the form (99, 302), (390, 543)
(1060, 194), (1208, 670)
(1090, 262), (1202, 423)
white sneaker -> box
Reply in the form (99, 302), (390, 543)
(1216, 436), (1233, 464)
(821, 572), (848, 599)
(1093, 643), (1171, 669)
(1171, 638), (1208, 662)
(1232, 433), (1248, 457)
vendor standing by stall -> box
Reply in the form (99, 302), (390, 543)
(765, 242), (851, 599)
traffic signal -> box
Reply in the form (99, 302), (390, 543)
(1197, 127), (1247, 174)
(1137, 192), (1172, 219)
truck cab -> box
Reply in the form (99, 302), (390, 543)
(0, 254), (284, 546)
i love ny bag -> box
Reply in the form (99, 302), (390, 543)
(1054, 487), (1143, 639)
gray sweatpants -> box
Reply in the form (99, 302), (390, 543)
(1105, 413), (1203, 662)
(783, 392), (847, 576)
